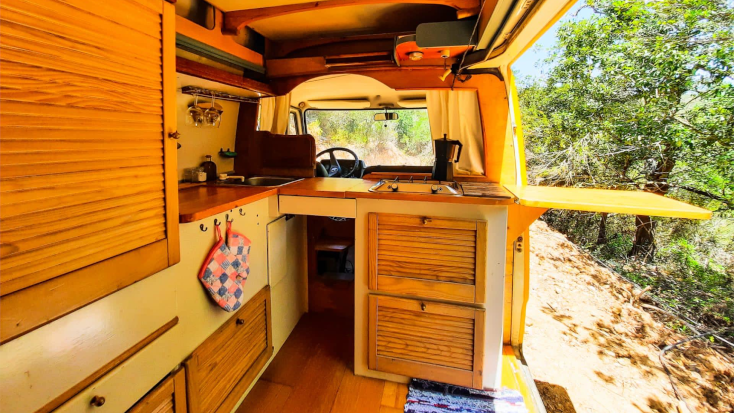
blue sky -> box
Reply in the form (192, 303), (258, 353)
(511, 1), (592, 83)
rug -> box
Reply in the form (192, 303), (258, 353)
(404, 379), (529, 413)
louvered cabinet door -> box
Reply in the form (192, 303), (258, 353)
(128, 368), (188, 413)
(185, 287), (273, 413)
(0, 0), (179, 343)
(368, 295), (485, 389)
(368, 213), (487, 303)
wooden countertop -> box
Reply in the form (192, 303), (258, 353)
(277, 177), (372, 198)
(277, 178), (514, 205)
(179, 185), (277, 223)
(180, 179), (516, 223)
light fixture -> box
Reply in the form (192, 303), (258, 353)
(408, 51), (424, 61)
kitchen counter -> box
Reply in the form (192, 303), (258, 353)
(277, 177), (373, 198)
(180, 178), (516, 223)
(179, 184), (277, 223)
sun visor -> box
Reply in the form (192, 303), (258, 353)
(504, 185), (712, 219)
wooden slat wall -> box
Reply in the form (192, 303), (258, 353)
(0, 0), (168, 295)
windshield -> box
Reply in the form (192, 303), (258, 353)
(305, 109), (433, 165)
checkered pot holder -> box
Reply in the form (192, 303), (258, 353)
(198, 220), (251, 312)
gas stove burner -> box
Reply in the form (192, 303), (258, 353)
(368, 177), (463, 195)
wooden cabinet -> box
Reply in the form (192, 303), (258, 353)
(368, 295), (485, 389)
(185, 287), (273, 413)
(368, 213), (487, 303)
(128, 368), (188, 413)
(0, 0), (179, 343)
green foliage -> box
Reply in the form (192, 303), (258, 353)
(517, 0), (734, 329)
(305, 109), (433, 165)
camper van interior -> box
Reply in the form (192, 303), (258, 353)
(0, 1), (713, 412)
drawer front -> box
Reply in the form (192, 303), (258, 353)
(128, 368), (187, 413)
(368, 295), (485, 389)
(368, 213), (487, 303)
(279, 195), (356, 218)
(185, 287), (272, 413)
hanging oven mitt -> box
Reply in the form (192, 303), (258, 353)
(198, 222), (248, 312)
(226, 220), (251, 279)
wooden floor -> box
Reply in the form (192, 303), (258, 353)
(237, 313), (538, 413)
(237, 313), (407, 413)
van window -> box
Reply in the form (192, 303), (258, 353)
(305, 109), (432, 165)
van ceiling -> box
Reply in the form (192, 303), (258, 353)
(248, 4), (456, 42)
(208, 0), (477, 41)
(289, 74), (426, 109)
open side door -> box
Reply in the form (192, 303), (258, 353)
(504, 185), (712, 220)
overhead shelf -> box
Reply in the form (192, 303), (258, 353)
(504, 185), (712, 220)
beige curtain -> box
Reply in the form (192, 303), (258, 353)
(426, 90), (485, 176)
(259, 93), (291, 134)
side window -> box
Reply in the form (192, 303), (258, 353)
(287, 111), (298, 135)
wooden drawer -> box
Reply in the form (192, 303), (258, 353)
(128, 368), (187, 413)
(368, 295), (485, 389)
(185, 287), (273, 413)
(368, 213), (487, 303)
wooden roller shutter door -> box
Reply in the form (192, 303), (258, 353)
(0, 0), (179, 343)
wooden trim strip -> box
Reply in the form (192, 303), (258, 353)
(176, 57), (273, 96)
(36, 316), (179, 413)
(0, 240), (169, 343)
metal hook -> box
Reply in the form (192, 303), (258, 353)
(226, 213), (232, 223)
(214, 219), (221, 227)
(239, 208), (246, 216)
(200, 224), (208, 232)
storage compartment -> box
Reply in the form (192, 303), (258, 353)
(128, 368), (187, 413)
(185, 287), (272, 413)
(368, 295), (485, 389)
(368, 213), (487, 303)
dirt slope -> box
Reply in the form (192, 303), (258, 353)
(523, 221), (733, 413)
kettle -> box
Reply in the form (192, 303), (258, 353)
(431, 134), (462, 181)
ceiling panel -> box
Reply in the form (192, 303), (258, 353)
(207, 0), (323, 13)
(247, 4), (456, 41)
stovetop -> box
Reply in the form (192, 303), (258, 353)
(368, 178), (463, 195)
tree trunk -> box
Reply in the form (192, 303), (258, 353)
(596, 213), (608, 245)
(628, 215), (655, 260)
(628, 150), (675, 260)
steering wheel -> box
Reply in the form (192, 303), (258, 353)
(316, 147), (360, 178)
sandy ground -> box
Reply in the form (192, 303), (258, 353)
(523, 221), (733, 413)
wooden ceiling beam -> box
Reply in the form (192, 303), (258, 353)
(223, 0), (481, 34)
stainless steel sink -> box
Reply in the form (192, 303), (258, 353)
(219, 176), (302, 187)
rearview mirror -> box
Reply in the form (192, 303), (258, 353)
(374, 112), (399, 121)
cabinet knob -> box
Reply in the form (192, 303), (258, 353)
(90, 396), (106, 407)
(168, 131), (181, 140)
(420, 302), (426, 311)
(236, 318), (245, 325)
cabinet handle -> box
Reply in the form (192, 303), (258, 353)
(236, 318), (245, 325)
(90, 396), (106, 407)
(168, 131), (181, 140)
(420, 302), (426, 311)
